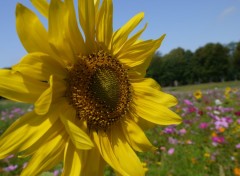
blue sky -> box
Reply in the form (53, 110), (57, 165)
(0, 0), (239, 68)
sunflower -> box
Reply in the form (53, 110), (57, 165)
(224, 86), (231, 99)
(193, 90), (202, 100)
(0, 0), (181, 175)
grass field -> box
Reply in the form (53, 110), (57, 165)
(0, 81), (240, 176)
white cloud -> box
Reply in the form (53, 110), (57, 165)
(219, 6), (236, 19)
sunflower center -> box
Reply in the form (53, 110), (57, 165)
(90, 68), (120, 110)
(66, 50), (131, 131)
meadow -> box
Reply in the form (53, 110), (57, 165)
(0, 81), (240, 176)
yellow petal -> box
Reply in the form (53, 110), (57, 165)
(132, 96), (182, 125)
(112, 12), (144, 55)
(60, 106), (94, 150)
(96, 0), (113, 49)
(62, 140), (104, 176)
(128, 107), (156, 130)
(92, 131), (128, 176)
(118, 34), (165, 68)
(48, 0), (74, 64)
(21, 131), (67, 176)
(30, 0), (49, 18)
(78, 0), (96, 52)
(12, 52), (67, 81)
(133, 34), (166, 76)
(113, 142), (145, 175)
(20, 119), (65, 157)
(130, 77), (161, 89)
(65, 0), (86, 55)
(16, 4), (53, 55)
(94, 0), (100, 16)
(117, 23), (148, 56)
(93, 128), (145, 175)
(133, 114), (156, 130)
(79, 148), (106, 176)
(34, 75), (67, 115)
(0, 110), (58, 159)
(0, 69), (47, 103)
(122, 118), (156, 152)
(62, 140), (82, 176)
(132, 78), (178, 107)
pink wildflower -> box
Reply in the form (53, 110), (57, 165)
(184, 99), (193, 106)
(168, 148), (175, 155)
(199, 122), (208, 129)
(178, 128), (187, 135)
(3, 165), (18, 172)
(236, 143), (240, 149)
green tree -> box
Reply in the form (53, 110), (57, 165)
(193, 43), (229, 82)
(233, 42), (240, 79)
(146, 51), (162, 81)
(147, 48), (194, 86)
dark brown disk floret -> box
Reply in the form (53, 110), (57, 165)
(66, 50), (131, 131)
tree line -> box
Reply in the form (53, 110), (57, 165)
(146, 41), (240, 87)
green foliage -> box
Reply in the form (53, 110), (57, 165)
(193, 43), (229, 82)
(147, 48), (194, 86)
(39, 172), (54, 176)
(233, 42), (240, 79)
(147, 41), (240, 86)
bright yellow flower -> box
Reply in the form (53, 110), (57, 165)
(204, 153), (210, 158)
(225, 87), (232, 94)
(225, 93), (230, 99)
(193, 90), (202, 100)
(225, 87), (232, 99)
(0, 0), (181, 175)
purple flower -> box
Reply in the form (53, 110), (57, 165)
(206, 106), (213, 111)
(6, 154), (14, 159)
(163, 126), (175, 134)
(11, 108), (22, 113)
(3, 165), (18, 172)
(53, 170), (60, 176)
(236, 143), (240, 149)
(207, 112), (219, 120)
(167, 148), (175, 155)
(178, 128), (187, 135)
(212, 136), (225, 144)
(225, 117), (233, 124)
(168, 137), (178, 145)
(199, 122), (208, 129)
(214, 117), (229, 129)
(184, 99), (193, 106)
(237, 119), (240, 124)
